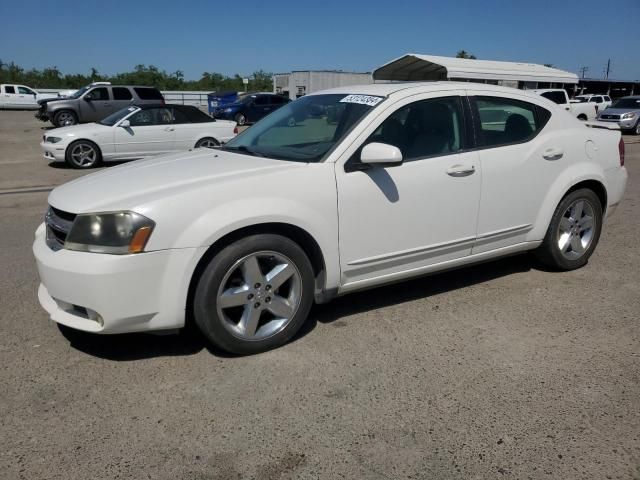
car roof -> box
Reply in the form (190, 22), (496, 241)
(310, 81), (551, 102)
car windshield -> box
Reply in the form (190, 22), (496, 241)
(99, 106), (139, 126)
(69, 86), (90, 99)
(610, 98), (640, 109)
(220, 94), (383, 162)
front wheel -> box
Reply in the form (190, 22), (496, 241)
(65, 140), (102, 169)
(534, 188), (603, 270)
(53, 110), (77, 127)
(195, 137), (219, 149)
(193, 234), (315, 355)
(577, 114), (587, 121)
(634, 121), (640, 135)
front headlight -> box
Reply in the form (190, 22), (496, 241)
(621, 112), (636, 120)
(47, 136), (63, 143)
(65, 211), (155, 254)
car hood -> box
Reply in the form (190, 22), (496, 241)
(600, 108), (640, 116)
(48, 149), (305, 213)
(46, 123), (108, 138)
(37, 97), (68, 106)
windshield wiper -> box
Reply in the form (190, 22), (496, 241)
(220, 145), (266, 158)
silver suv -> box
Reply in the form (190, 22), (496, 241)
(35, 82), (165, 127)
(597, 96), (640, 135)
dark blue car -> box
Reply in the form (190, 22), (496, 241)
(211, 93), (290, 126)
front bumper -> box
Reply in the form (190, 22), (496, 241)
(35, 110), (50, 122)
(597, 116), (637, 130)
(33, 223), (206, 334)
(40, 141), (66, 162)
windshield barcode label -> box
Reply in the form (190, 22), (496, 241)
(340, 95), (384, 106)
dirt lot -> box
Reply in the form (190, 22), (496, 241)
(0, 110), (638, 479)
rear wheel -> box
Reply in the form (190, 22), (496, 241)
(195, 137), (219, 149)
(577, 114), (587, 121)
(634, 120), (640, 135)
(65, 140), (102, 169)
(534, 188), (603, 270)
(193, 234), (314, 355)
(53, 110), (78, 127)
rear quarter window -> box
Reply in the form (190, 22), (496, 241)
(113, 87), (133, 100)
(540, 91), (567, 105)
(133, 88), (164, 100)
(182, 107), (213, 123)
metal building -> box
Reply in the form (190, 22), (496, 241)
(273, 70), (372, 100)
(373, 53), (579, 90)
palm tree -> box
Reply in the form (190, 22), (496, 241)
(455, 50), (477, 59)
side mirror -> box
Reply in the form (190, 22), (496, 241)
(84, 95), (92, 102)
(119, 119), (130, 128)
(360, 142), (403, 166)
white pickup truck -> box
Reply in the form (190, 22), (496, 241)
(0, 84), (59, 110)
(530, 89), (597, 121)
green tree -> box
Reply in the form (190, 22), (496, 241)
(455, 50), (477, 59)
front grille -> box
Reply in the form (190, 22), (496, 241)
(600, 114), (620, 120)
(45, 206), (76, 251)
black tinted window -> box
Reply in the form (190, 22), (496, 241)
(365, 96), (464, 161)
(540, 91), (567, 105)
(182, 107), (213, 123)
(4, 86), (15, 94)
(113, 87), (133, 100)
(87, 88), (109, 101)
(254, 96), (270, 106)
(475, 96), (550, 147)
(133, 87), (163, 100)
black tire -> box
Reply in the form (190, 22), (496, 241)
(534, 188), (603, 271)
(234, 112), (247, 126)
(634, 120), (640, 135)
(65, 140), (102, 169)
(577, 114), (587, 121)
(194, 137), (219, 149)
(53, 110), (78, 127)
(193, 234), (314, 355)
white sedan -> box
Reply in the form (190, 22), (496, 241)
(33, 82), (627, 354)
(41, 104), (237, 168)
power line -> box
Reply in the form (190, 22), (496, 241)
(579, 66), (589, 79)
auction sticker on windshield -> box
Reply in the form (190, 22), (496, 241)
(340, 95), (384, 107)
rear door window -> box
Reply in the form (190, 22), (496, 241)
(4, 86), (15, 94)
(112, 87), (133, 100)
(133, 88), (164, 101)
(254, 96), (270, 106)
(474, 96), (551, 148)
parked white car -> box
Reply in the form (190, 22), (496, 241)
(530, 89), (597, 121)
(575, 94), (612, 113)
(0, 84), (59, 109)
(33, 82), (627, 354)
(41, 104), (237, 168)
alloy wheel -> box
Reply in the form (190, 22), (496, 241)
(58, 112), (76, 126)
(70, 143), (97, 168)
(216, 251), (302, 341)
(197, 138), (218, 149)
(556, 199), (596, 260)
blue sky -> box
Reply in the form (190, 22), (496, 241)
(2, 0), (639, 80)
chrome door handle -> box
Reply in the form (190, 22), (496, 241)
(446, 165), (475, 177)
(542, 147), (564, 160)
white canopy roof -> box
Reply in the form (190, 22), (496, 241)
(373, 54), (578, 84)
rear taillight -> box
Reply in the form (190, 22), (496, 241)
(618, 137), (625, 167)
(233, 126), (238, 134)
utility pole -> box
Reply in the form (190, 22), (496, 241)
(579, 66), (589, 79)
(605, 59), (611, 80)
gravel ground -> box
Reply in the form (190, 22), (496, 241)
(0, 110), (638, 479)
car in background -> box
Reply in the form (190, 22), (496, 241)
(33, 82), (627, 354)
(211, 92), (290, 125)
(41, 104), (237, 168)
(530, 89), (597, 121)
(574, 94), (612, 113)
(36, 82), (165, 127)
(0, 84), (60, 109)
(597, 96), (640, 135)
